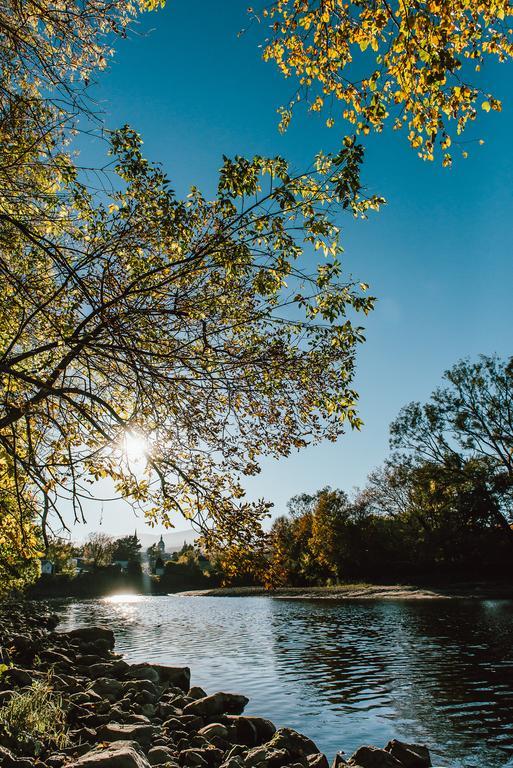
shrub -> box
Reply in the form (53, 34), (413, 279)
(0, 673), (69, 752)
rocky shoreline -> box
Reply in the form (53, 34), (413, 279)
(0, 603), (435, 768)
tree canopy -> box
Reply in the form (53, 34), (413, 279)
(0, 0), (384, 591)
(261, 0), (511, 164)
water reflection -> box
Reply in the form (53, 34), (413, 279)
(56, 596), (513, 768)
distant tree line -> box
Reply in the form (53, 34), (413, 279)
(258, 355), (513, 585)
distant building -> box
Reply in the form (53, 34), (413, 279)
(157, 535), (166, 555)
(69, 557), (88, 574)
(40, 559), (54, 575)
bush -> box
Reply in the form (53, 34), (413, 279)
(0, 673), (69, 753)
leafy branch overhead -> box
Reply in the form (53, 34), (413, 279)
(261, 0), (511, 163)
(0, 0), (384, 566)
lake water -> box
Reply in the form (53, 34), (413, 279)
(56, 595), (513, 768)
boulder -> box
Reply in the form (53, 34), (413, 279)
(148, 746), (178, 765)
(307, 755), (329, 768)
(153, 665), (191, 691)
(384, 742), (431, 768)
(331, 755), (349, 768)
(188, 687), (208, 700)
(223, 716), (276, 747)
(46, 755), (68, 768)
(69, 740), (150, 768)
(4, 667), (32, 687)
(179, 750), (209, 768)
(88, 661), (130, 679)
(98, 722), (155, 748)
(66, 627), (115, 649)
(197, 723), (230, 741)
(268, 729), (320, 759)
(0, 745), (32, 768)
(91, 677), (124, 700)
(347, 747), (404, 768)
(126, 665), (161, 684)
(244, 745), (289, 768)
(184, 693), (248, 719)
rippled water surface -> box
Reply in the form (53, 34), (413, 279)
(56, 596), (513, 768)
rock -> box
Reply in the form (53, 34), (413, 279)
(188, 687), (208, 700)
(244, 745), (289, 768)
(72, 726), (98, 744)
(219, 758), (244, 768)
(347, 747), (404, 768)
(198, 723), (230, 741)
(88, 660), (130, 679)
(109, 707), (152, 726)
(69, 740), (151, 768)
(0, 690), (14, 705)
(66, 627), (115, 649)
(179, 750), (209, 768)
(268, 729), (320, 759)
(126, 664), (161, 684)
(184, 693), (249, 719)
(307, 755), (329, 768)
(0, 745), (26, 768)
(46, 755), (68, 768)
(224, 747), (246, 761)
(123, 679), (160, 697)
(98, 722), (155, 748)
(330, 756), (348, 768)
(384, 742), (431, 768)
(4, 667), (32, 687)
(152, 665), (191, 692)
(223, 716), (276, 747)
(91, 677), (124, 700)
(40, 649), (75, 666)
(148, 747), (177, 765)
(159, 703), (184, 719)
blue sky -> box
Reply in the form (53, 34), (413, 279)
(69, 0), (513, 538)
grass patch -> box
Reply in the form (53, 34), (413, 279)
(0, 673), (69, 751)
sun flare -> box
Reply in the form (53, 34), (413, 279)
(123, 432), (148, 467)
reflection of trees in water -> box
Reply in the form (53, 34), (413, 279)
(268, 599), (513, 768)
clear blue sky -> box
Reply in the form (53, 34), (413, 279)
(68, 0), (513, 538)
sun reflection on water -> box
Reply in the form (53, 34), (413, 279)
(103, 593), (144, 604)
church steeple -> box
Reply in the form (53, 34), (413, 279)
(157, 534), (165, 554)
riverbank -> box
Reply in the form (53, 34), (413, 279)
(0, 602), (434, 768)
(179, 581), (513, 600)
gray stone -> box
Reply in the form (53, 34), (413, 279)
(148, 747), (177, 765)
(188, 687), (208, 700)
(268, 729), (320, 759)
(244, 746), (289, 768)
(88, 661), (130, 679)
(69, 740), (150, 768)
(307, 755), (329, 768)
(0, 745), (33, 768)
(197, 723), (230, 741)
(152, 665), (191, 691)
(224, 716), (276, 747)
(184, 693), (248, 719)
(179, 750), (209, 768)
(347, 747), (404, 768)
(126, 664), (160, 684)
(66, 627), (115, 649)
(98, 722), (155, 748)
(4, 667), (32, 687)
(384, 742), (431, 768)
(91, 677), (124, 700)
